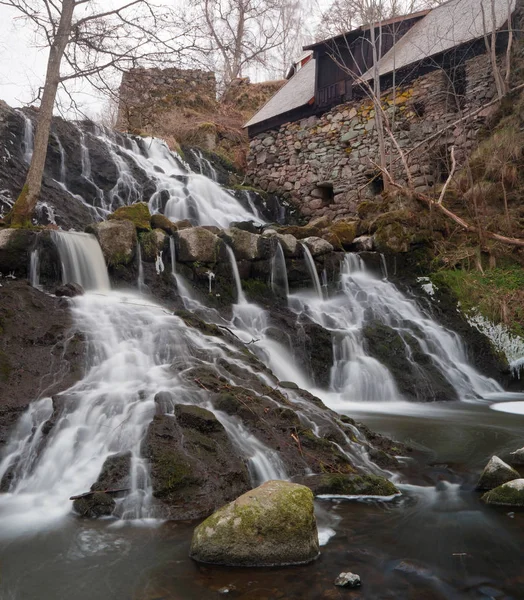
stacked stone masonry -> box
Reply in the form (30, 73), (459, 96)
(118, 67), (217, 132)
(247, 54), (501, 220)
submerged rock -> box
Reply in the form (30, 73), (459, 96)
(476, 456), (520, 491)
(335, 572), (361, 588)
(189, 480), (319, 566)
(481, 479), (524, 506)
(72, 491), (116, 518)
(295, 473), (400, 497)
(55, 282), (84, 297)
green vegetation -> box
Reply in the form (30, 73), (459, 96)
(109, 202), (151, 231)
(432, 265), (524, 337)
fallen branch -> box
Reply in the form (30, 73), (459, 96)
(70, 488), (130, 500)
(391, 182), (524, 248)
(437, 146), (456, 205)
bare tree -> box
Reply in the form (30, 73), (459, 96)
(1, 0), (190, 227)
(189, 0), (286, 87)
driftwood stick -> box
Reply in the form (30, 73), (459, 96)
(69, 488), (130, 500)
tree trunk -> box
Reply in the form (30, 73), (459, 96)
(7, 0), (75, 227)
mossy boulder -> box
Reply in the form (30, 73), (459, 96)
(481, 479), (524, 506)
(87, 219), (137, 267)
(108, 202), (151, 231)
(139, 229), (167, 261)
(295, 473), (399, 497)
(190, 480), (319, 566)
(72, 491), (116, 518)
(476, 456), (520, 491)
(324, 220), (358, 250)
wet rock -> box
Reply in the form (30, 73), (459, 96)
(143, 405), (250, 520)
(87, 219), (137, 266)
(189, 480), (319, 566)
(482, 479), (524, 506)
(91, 452), (132, 491)
(72, 491), (116, 518)
(0, 228), (36, 277)
(55, 282), (84, 297)
(262, 230), (299, 257)
(302, 236), (334, 257)
(334, 572), (361, 588)
(221, 227), (267, 261)
(151, 213), (179, 235)
(108, 202), (151, 231)
(279, 381), (299, 389)
(230, 221), (263, 234)
(509, 447), (524, 465)
(476, 456), (520, 491)
(351, 234), (375, 251)
(362, 322), (459, 402)
(176, 227), (222, 263)
(295, 473), (399, 497)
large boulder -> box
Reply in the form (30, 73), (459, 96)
(189, 480), (319, 566)
(88, 219), (137, 267)
(302, 236), (334, 257)
(481, 479), (524, 506)
(262, 230), (299, 257)
(143, 400), (250, 519)
(476, 456), (520, 491)
(108, 202), (151, 231)
(222, 227), (266, 261)
(176, 227), (222, 263)
(509, 447), (524, 465)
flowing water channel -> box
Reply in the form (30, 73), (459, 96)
(2, 127), (524, 599)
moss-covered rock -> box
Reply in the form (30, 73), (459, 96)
(0, 228), (36, 277)
(481, 479), (524, 506)
(151, 214), (179, 235)
(324, 220), (358, 250)
(139, 229), (167, 262)
(108, 202), (151, 231)
(72, 491), (116, 518)
(190, 480), (319, 566)
(476, 456), (520, 491)
(295, 473), (399, 497)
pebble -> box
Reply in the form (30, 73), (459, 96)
(334, 572), (361, 588)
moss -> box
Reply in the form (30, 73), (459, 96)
(0, 351), (11, 383)
(109, 202), (151, 231)
(482, 482), (524, 506)
(431, 265), (524, 338)
(138, 230), (158, 261)
(229, 184), (268, 199)
(242, 278), (273, 303)
(175, 309), (223, 337)
(153, 449), (195, 498)
(151, 214), (178, 235)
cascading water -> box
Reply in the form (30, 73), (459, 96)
(19, 111), (33, 164)
(29, 248), (40, 289)
(190, 148), (218, 181)
(288, 254), (502, 407)
(270, 241), (290, 299)
(301, 243), (323, 299)
(51, 231), (110, 291)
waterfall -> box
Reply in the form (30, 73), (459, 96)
(169, 236), (176, 276)
(301, 243), (323, 299)
(51, 231), (110, 291)
(53, 133), (67, 184)
(226, 245), (247, 304)
(19, 111), (33, 164)
(289, 254), (502, 405)
(137, 243), (145, 293)
(191, 148), (217, 181)
(270, 241), (290, 299)
(29, 248), (40, 289)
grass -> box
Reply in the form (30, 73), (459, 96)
(432, 264), (524, 337)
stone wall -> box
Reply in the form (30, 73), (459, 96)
(117, 67), (217, 134)
(246, 54), (501, 220)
